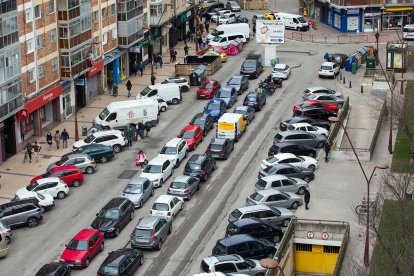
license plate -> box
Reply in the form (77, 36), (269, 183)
(137, 238), (148, 242)
(248, 103), (253, 106)
(200, 94), (205, 97)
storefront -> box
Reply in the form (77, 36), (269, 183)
(382, 7), (413, 31)
(175, 9), (193, 41)
(103, 50), (128, 93)
(330, 7), (363, 32)
(61, 80), (73, 120)
(0, 115), (18, 163)
(314, 0), (330, 25)
(363, 10), (381, 33)
(86, 59), (104, 100)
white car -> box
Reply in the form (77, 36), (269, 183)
(150, 195), (184, 220)
(318, 62), (340, 78)
(13, 190), (55, 209)
(17, 177), (69, 199)
(303, 86), (343, 98)
(260, 153), (318, 171)
(272, 64), (291, 80)
(161, 77), (190, 92)
(157, 138), (189, 168)
(140, 156), (175, 187)
(218, 13), (236, 24)
(154, 95), (168, 112)
(72, 130), (126, 153)
(209, 9), (232, 21)
(288, 123), (328, 137)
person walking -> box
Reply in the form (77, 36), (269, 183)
(61, 129), (69, 148)
(304, 188), (310, 210)
(112, 84), (118, 96)
(197, 33), (203, 49)
(46, 132), (53, 150)
(324, 141), (331, 162)
(184, 44), (189, 56)
(54, 130), (61, 149)
(151, 73), (156, 85)
(159, 55), (163, 68)
(24, 142), (33, 163)
(139, 62), (145, 76)
(169, 49), (174, 62)
(133, 61), (138, 76)
(145, 122), (152, 137)
(202, 35), (207, 48)
(136, 150), (147, 169)
(173, 49), (177, 62)
(125, 126), (133, 147)
(204, 19), (210, 34)
(32, 141), (41, 162)
(137, 121), (145, 140)
(126, 80), (132, 98)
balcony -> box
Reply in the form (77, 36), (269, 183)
(330, 0), (383, 6)
(148, 0), (162, 5)
(384, 0), (414, 4)
(150, 16), (166, 25)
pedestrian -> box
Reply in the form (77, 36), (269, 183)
(202, 35), (207, 47)
(204, 20), (210, 34)
(304, 188), (310, 210)
(112, 84), (118, 96)
(46, 132), (53, 150)
(184, 44), (189, 56)
(24, 141), (33, 163)
(20, 123), (25, 141)
(170, 48), (174, 62)
(198, 22), (204, 34)
(197, 33), (203, 49)
(54, 130), (61, 149)
(61, 128), (69, 148)
(324, 141), (331, 162)
(136, 149), (147, 169)
(153, 54), (159, 69)
(126, 80), (132, 98)
(138, 121), (145, 140)
(139, 61), (144, 76)
(125, 126), (133, 147)
(253, 23), (256, 36)
(173, 49), (177, 62)
(145, 122), (152, 137)
(159, 55), (163, 68)
(32, 141), (41, 162)
(151, 73), (156, 85)
(133, 61), (138, 76)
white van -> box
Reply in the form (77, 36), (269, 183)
(276, 12), (309, 31)
(138, 83), (182, 104)
(94, 98), (159, 130)
(208, 23), (250, 41)
(208, 33), (246, 48)
(216, 113), (247, 142)
(0, 233), (8, 258)
(403, 24), (414, 40)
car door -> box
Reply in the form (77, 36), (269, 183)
(32, 182), (49, 196)
(188, 178), (197, 195)
(178, 141), (186, 161)
(88, 236), (97, 258)
(119, 257), (132, 276)
(207, 156), (215, 173)
(172, 197), (181, 215)
(280, 179), (296, 193)
(46, 181), (59, 197)
(162, 160), (171, 180)
(157, 218), (168, 239)
(246, 241), (267, 259)
(288, 157), (303, 168)
(271, 194), (290, 208)
(143, 181), (151, 201)
(195, 128), (202, 144)
(233, 242), (250, 258)
(119, 203), (129, 228)
(73, 157), (87, 172)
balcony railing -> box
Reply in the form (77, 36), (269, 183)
(60, 59), (90, 78)
(384, 0), (413, 4)
(330, 0), (383, 5)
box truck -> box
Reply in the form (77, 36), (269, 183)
(216, 113), (246, 142)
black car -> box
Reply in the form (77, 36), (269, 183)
(98, 248), (143, 276)
(189, 113), (215, 136)
(226, 75), (249, 95)
(206, 138), (234, 160)
(184, 154), (216, 182)
(293, 107), (337, 121)
(268, 142), (316, 158)
(258, 164), (315, 183)
(279, 116), (331, 131)
(67, 144), (115, 163)
(235, 15), (249, 23)
(225, 218), (283, 243)
(240, 54), (264, 79)
(35, 262), (71, 276)
(91, 198), (135, 237)
(243, 92), (266, 111)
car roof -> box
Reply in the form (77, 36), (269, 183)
(272, 153), (297, 159)
(246, 92), (258, 96)
(204, 80), (217, 84)
(50, 165), (79, 172)
(62, 153), (90, 159)
(154, 194), (176, 204)
(322, 62), (336, 66)
(290, 123), (312, 128)
(102, 248), (138, 267)
(219, 86), (235, 92)
(73, 229), (100, 240)
(182, 125), (200, 132)
(218, 234), (256, 246)
(137, 215), (164, 228)
(234, 204), (272, 213)
(90, 130), (122, 137)
(103, 197), (129, 209)
(296, 106), (324, 111)
(128, 176), (149, 185)
(165, 138), (184, 147)
(231, 217), (263, 227)
(207, 99), (225, 104)
(35, 177), (62, 184)
(306, 87), (332, 92)
(257, 188), (283, 196)
(310, 93), (333, 98)
(148, 156), (170, 165)
(210, 138), (227, 145)
(188, 154), (207, 164)
(229, 75), (243, 80)
(234, 106), (249, 111)
(274, 64), (287, 69)
(173, 175), (192, 182)
(37, 263), (68, 273)
(279, 130), (311, 136)
(203, 254), (242, 265)
(261, 174), (288, 181)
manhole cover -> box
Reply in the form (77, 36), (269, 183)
(118, 170), (139, 179)
(42, 155), (53, 159)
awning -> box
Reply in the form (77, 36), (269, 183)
(384, 7), (413, 12)
(24, 83), (62, 114)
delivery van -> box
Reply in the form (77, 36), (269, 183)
(275, 12), (309, 31)
(138, 83), (182, 104)
(94, 98), (159, 130)
(216, 113), (246, 142)
(208, 23), (250, 41)
(208, 33), (246, 48)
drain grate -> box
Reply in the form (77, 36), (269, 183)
(118, 169), (139, 179)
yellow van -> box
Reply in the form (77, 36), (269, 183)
(216, 113), (246, 142)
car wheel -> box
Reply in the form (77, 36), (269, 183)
(157, 240), (162, 250)
(256, 273), (265, 276)
(273, 235), (281, 243)
(72, 179), (81, 187)
(130, 211), (135, 220)
(175, 159), (180, 168)
(139, 255), (144, 266)
(185, 151), (188, 158)
(100, 156), (108, 163)
(139, 200), (143, 208)
(187, 192), (191, 201)
(100, 242), (104, 251)
(113, 145), (122, 153)
(202, 173), (208, 182)
(85, 258), (90, 267)
(57, 191), (66, 199)
(27, 217), (39, 227)
(114, 227), (120, 237)
(316, 141), (324, 148)
(151, 189), (154, 196)
(5, 236), (10, 244)
(282, 219), (291, 227)
(172, 98), (179, 105)
(160, 106), (167, 112)
(308, 164), (316, 171)
(159, 179), (164, 187)
(291, 201), (300, 209)
(86, 166), (95, 174)
(303, 176), (311, 183)
(213, 163), (217, 170)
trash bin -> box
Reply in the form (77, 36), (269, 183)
(352, 62), (357, 74)
(366, 56), (376, 69)
(82, 126), (87, 136)
(189, 64), (208, 86)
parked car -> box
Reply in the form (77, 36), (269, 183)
(184, 154), (216, 181)
(293, 100), (339, 113)
(255, 175), (309, 194)
(228, 204), (296, 227)
(35, 263), (71, 276)
(0, 201), (43, 228)
(98, 248), (143, 276)
(235, 14), (249, 23)
(227, 75), (249, 95)
(279, 116), (331, 131)
(272, 64), (291, 80)
(246, 189), (303, 209)
(233, 106), (255, 124)
(0, 232), (7, 258)
(140, 156), (174, 187)
(243, 92), (266, 111)
(150, 195), (184, 220)
(205, 138), (234, 160)
(121, 177), (154, 208)
(158, 138), (189, 168)
(258, 164), (315, 183)
(200, 254), (266, 275)
(331, 53), (348, 68)
(319, 61), (340, 78)
(303, 87), (343, 98)
(225, 218), (283, 243)
(47, 154), (97, 174)
(60, 229), (104, 268)
(305, 93), (345, 108)
(168, 175), (200, 200)
(212, 234), (276, 259)
(13, 190), (55, 210)
(204, 99), (227, 121)
(215, 86), (238, 108)
(261, 153), (318, 171)
(130, 216), (172, 250)
(268, 143), (316, 158)
(156, 97), (168, 112)
(226, 1), (241, 12)
(288, 123), (329, 137)
(0, 221), (12, 244)
(274, 130), (326, 148)
(240, 54), (264, 79)
(216, 13), (237, 24)
(189, 113), (215, 136)
(91, 197), (135, 237)
(178, 125), (204, 151)
(208, 8), (231, 20)
(17, 177), (69, 200)
(161, 77), (190, 92)
(197, 80), (221, 99)
(72, 130), (126, 153)
(293, 107), (337, 121)
(68, 144), (115, 163)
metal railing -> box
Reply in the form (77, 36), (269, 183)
(287, 32), (369, 44)
(328, 96), (350, 145)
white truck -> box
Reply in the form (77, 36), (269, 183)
(94, 98), (159, 130)
(276, 12), (309, 31)
(208, 23), (250, 41)
(137, 83), (182, 104)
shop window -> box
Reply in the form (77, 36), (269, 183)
(34, 5), (42, 19)
(36, 35), (43, 49)
(38, 65), (45, 78)
(50, 29), (57, 43)
(49, 0), (55, 13)
(102, 7), (107, 19)
(52, 57), (58, 71)
(25, 9), (33, 23)
(28, 69), (36, 83)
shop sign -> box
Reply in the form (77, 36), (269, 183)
(130, 46), (141, 53)
(76, 79), (85, 86)
(24, 84), (62, 114)
(347, 9), (359, 15)
(17, 109), (29, 119)
(364, 13), (381, 17)
(86, 59), (104, 78)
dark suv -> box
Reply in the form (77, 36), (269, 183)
(91, 197), (135, 237)
(98, 248), (143, 276)
(206, 138), (234, 160)
(68, 144), (115, 163)
(189, 113), (215, 136)
(0, 200), (43, 228)
(293, 107), (337, 121)
(240, 54), (264, 79)
(184, 154), (216, 181)
(226, 218), (283, 243)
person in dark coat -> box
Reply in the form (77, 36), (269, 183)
(324, 141), (331, 162)
(173, 50), (177, 62)
(151, 73), (156, 85)
(46, 132), (53, 150)
(184, 44), (189, 56)
(139, 62), (145, 76)
(304, 189), (310, 210)
(137, 121), (145, 140)
(61, 129), (70, 148)
(170, 49), (174, 62)
(126, 80), (132, 97)
(144, 122), (152, 137)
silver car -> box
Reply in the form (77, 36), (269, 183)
(274, 130), (326, 149)
(121, 177), (154, 208)
(200, 254), (266, 275)
(303, 86), (343, 99)
(305, 93), (345, 108)
(130, 216), (172, 250)
(0, 221), (12, 244)
(167, 175), (200, 200)
(47, 153), (97, 174)
(255, 175), (309, 194)
(246, 189), (303, 209)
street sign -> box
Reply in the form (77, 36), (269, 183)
(256, 20), (285, 44)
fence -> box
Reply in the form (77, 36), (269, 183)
(286, 31), (369, 44)
(327, 96), (350, 145)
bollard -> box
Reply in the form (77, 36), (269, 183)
(343, 76), (346, 84)
(340, 72), (342, 81)
(349, 81), (352, 88)
(361, 85), (363, 93)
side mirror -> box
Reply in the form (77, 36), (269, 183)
(65, 244), (68, 248)
(96, 213), (99, 217)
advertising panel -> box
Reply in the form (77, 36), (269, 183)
(255, 20), (285, 44)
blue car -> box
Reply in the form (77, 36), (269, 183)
(120, 176), (154, 208)
(212, 234), (276, 260)
(215, 86), (238, 108)
(204, 99), (227, 121)
(225, 218), (283, 243)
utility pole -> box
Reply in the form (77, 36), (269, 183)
(195, 5), (199, 52)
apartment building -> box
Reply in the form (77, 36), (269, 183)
(0, 0), (24, 163)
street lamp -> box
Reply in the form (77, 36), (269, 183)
(260, 258), (285, 276)
(375, 31), (380, 66)
(328, 117), (389, 267)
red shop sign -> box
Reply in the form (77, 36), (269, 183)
(86, 59), (104, 78)
(17, 109), (29, 119)
(25, 84), (62, 114)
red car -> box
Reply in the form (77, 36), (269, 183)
(178, 125), (204, 150)
(60, 229), (104, 268)
(197, 80), (221, 99)
(293, 100), (339, 113)
(31, 165), (84, 187)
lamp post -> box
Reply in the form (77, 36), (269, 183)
(260, 258), (285, 276)
(375, 31), (380, 66)
(328, 117), (389, 267)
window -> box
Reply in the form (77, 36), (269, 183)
(102, 32), (107, 45)
(102, 7), (107, 19)
(28, 69), (36, 83)
(215, 263), (237, 273)
(36, 35), (43, 48)
(111, 27), (117, 40)
(50, 28), (57, 43)
(110, 4), (115, 15)
(51, 57), (58, 71)
(25, 9), (33, 23)
(49, 0), (55, 13)
(296, 243), (312, 252)
(34, 5), (42, 19)
(38, 65), (44, 78)
(27, 38), (34, 53)
(93, 11), (99, 23)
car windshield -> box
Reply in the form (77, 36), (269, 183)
(26, 182), (39, 191)
(266, 156), (278, 163)
(263, 166), (276, 173)
(76, 147), (85, 153)
(212, 36), (222, 42)
(206, 103), (220, 110)
(273, 67), (285, 72)
(246, 96), (256, 101)
(67, 240), (88, 251)
(98, 266), (118, 275)
(256, 179), (267, 188)
(201, 82), (214, 89)
(140, 86), (152, 96)
(123, 184), (142, 194)
(297, 156), (305, 162)
(210, 30), (223, 36)
(321, 65), (333, 70)
(281, 191), (290, 198)
(36, 192), (45, 200)
(214, 242), (227, 254)
(98, 108), (110, 120)
(308, 94), (318, 100)
(187, 163), (201, 170)
(56, 156), (69, 166)
(160, 146), (177, 155)
(298, 16), (307, 23)
(152, 203), (169, 211)
(230, 209), (242, 219)
(143, 165), (162, 173)
(134, 229), (152, 238)
(84, 135), (96, 144)
(171, 182), (188, 189)
(234, 109), (246, 115)
(217, 90), (231, 98)
(182, 131), (195, 139)
(228, 78), (241, 85)
(193, 117), (206, 125)
(243, 60), (256, 68)
(98, 208), (120, 219)
(250, 192), (264, 201)
(210, 144), (224, 150)
(287, 125), (296, 130)
(226, 223), (238, 235)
